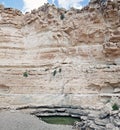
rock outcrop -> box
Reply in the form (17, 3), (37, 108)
(0, 0), (120, 110)
(14, 103), (120, 130)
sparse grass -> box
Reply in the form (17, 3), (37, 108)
(41, 116), (80, 125)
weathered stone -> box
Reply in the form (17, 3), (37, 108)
(94, 119), (109, 126)
(114, 127), (120, 130)
(111, 110), (119, 115)
(72, 121), (85, 129)
(114, 119), (120, 127)
(34, 112), (70, 117)
(106, 123), (116, 130)
(56, 108), (66, 112)
(89, 123), (105, 130)
(81, 116), (88, 121)
(114, 88), (120, 93)
(0, 0), (119, 112)
(99, 111), (110, 119)
(88, 112), (99, 120)
(118, 113), (120, 118)
(67, 109), (89, 116)
(71, 114), (80, 118)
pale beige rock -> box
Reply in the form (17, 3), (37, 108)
(0, 1), (120, 109)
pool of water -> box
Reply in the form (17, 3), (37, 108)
(41, 116), (80, 125)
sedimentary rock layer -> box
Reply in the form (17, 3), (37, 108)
(0, 0), (120, 109)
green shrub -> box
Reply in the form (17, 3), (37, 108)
(112, 103), (119, 111)
(53, 70), (57, 76)
(23, 71), (28, 77)
(60, 14), (65, 20)
(59, 68), (62, 73)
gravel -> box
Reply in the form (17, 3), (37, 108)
(0, 111), (73, 130)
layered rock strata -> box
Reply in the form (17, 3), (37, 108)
(0, 0), (120, 110)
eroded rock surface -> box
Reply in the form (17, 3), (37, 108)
(0, 0), (120, 109)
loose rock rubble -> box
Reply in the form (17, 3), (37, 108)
(73, 109), (120, 130)
(14, 97), (120, 130)
(11, 103), (119, 130)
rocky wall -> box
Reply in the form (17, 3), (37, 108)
(0, 0), (120, 110)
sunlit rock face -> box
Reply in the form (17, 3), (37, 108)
(0, 0), (119, 109)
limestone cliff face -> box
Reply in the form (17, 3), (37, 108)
(0, 0), (120, 109)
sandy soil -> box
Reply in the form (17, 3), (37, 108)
(0, 111), (73, 130)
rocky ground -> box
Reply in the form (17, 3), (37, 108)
(1, 97), (119, 130)
(0, 104), (120, 130)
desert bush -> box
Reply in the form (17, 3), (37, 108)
(112, 103), (119, 110)
(23, 71), (28, 77)
(60, 13), (65, 20)
(53, 70), (57, 76)
(59, 68), (62, 73)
